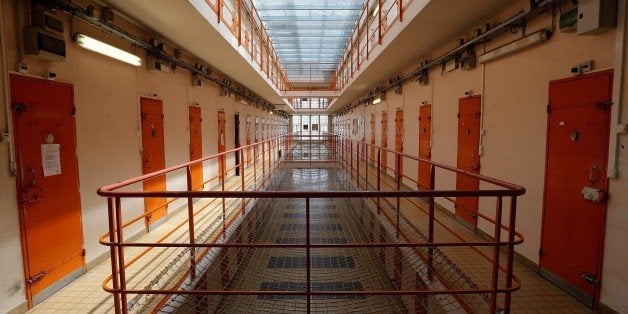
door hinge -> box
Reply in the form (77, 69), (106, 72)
(71, 106), (77, 116)
(11, 103), (29, 115)
(457, 112), (460, 118)
(539, 249), (545, 257)
(81, 249), (86, 257)
(546, 105), (552, 114)
(582, 272), (600, 285)
(26, 270), (48, 286)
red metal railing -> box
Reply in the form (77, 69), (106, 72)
(98, 133), (525, 313)
(204, 0), (291, 91)
(333, 0), (415, 91)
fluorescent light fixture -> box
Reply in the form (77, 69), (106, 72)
(372, 5), (379, 17)
(372, 97), (382, 105)
(479, 29), (549, 64)
(75, 33), (141, 66)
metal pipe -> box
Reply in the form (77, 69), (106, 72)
(47, 0), (281, 113)
(0, 2), (16, 176)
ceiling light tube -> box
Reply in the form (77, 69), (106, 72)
(74, 33), (142, 66)
(372, 97), (382, 105)
(478, 29), (549, 64)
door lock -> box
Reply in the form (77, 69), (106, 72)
(582, 186), (605, 203)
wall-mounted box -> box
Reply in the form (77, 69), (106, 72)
(577, 0), (618, 35)
(23, 27), (66, 61)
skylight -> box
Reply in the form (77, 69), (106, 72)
(252, 0), (365, 88)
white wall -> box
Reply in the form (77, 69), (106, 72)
(0, 0), (286, 311)
(334, 1), (627, 311)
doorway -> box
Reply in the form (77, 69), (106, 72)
(218, 111), (227, 178)
(540, 70), (613, 307)
(455, 95), (481, 226)
(418, 105), (432, 189)
(10, 74), (85, 306)
(381, 111), (388, 172)
(394, 108), (403, 178)
(189, 106), (203, 191)
(140, 97), (167, 226)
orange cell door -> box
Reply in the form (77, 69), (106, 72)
(455, 95), (481, 226)
(418, 105), (432, 189)
(10, 74), (85, 304)
(394, 109), (403, 178)
(218, 111), (227, 178)
(370, 113), (376, 162)
(140, 97), (167, 226)
(189, 106), (203, 191)
(540, 70), (612, 307)
(380, 111), (388, 171)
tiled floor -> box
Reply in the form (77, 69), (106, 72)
(27, 152), (592, 313)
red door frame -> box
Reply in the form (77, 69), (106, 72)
(10, 74), (85, 306)
(539, 70), (613, 308)
(455, 95), (481, 226)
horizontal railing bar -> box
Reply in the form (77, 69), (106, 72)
(103, 287), (520, 296)
(99, 240), (522, 248)
(98, 189), (522, 198)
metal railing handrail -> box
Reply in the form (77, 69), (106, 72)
(98, 132), (525, 314)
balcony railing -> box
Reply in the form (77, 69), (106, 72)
(204, 0), (291, 91)
(98, 132), (525, 313)
(333, 0), (415, 91)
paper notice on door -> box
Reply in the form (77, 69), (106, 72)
(41, 144), (61, 177)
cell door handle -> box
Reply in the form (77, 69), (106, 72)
(589, 165), (599, 185)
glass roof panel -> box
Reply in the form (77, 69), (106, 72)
(252, 0), (365, 86)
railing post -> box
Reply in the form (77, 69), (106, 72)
(378, 0), (383, 45)
(107, 198), (121, 314)
(377, 148), (381, 214)
(305, 197), (311, 313)
(253, 143), (257, 188)
(428, 165), (435, 281)
(356, 142), (361, 188)
(504, 196), (518, 313)
(364, 143), (369, 190)
(350, 141), (354, 180)
(217, 0), (222, 24)
(114, 197), (128, 314)
(186, 166), (197, 279)
(237, 0), (242, 45)
(221, 162), (226, 240)
(240, 149), (245, 214)
(396, 153), (401, 239)
(398, 0), (403, 22)
(490, 196), (503, 314)
(262, 141), (266, 185)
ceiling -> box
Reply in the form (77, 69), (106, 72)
(252, 0), (365, 88)
(103, 0), (520, 111)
